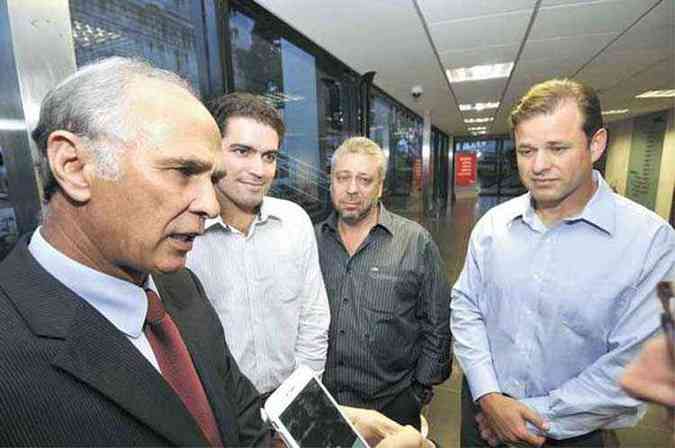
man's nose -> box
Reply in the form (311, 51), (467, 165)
(193, 179), (220, 219)
(532, 149), (552, 173)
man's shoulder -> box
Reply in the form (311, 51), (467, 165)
(385, 209), (431, 239)
(264, 196), (312, 226)
(472, 194), (528, 235)
(612, 192), (672, 233)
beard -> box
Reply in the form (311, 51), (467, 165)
(336, 198), (378, 225)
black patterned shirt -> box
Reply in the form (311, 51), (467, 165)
(315, 204), (451, 409)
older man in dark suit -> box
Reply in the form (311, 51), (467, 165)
(0, 57), (268, 446)
(0, 57), (427, 448)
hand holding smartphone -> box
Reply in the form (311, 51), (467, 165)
(263, 366), (370, 448)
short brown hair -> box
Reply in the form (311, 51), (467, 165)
(509, 79), (603, 140)
(210, 92), (285, 140)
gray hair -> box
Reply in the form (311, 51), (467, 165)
(32, 56), (196, 201)
(331, 136), (387, 181)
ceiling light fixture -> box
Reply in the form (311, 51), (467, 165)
(601, 109), (629, 115)
(636, 89), (675, 98)
(464, 117), (494, 124)
(459, 102), (500, 112)
(447, 63), (514, 83)
(467, 126), (487, 131)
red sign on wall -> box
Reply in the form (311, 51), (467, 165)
(455, 153), (477, 186)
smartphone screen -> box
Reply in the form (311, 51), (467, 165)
(279, 377), (367, 448)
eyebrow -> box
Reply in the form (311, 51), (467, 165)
(229, 143), (279, 154)
(158, 157), (212, 173)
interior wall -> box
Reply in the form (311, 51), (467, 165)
(604, 108), (674, 221)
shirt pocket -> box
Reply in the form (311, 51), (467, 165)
(362, 266), (419, 371)
(258, 250), (303, 304)
(364, 266), (418, 315)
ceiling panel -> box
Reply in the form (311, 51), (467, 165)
(429, 10), (531, 53)
(418, 0), (536, 23)
(531, 0), (657, 40)
(439, 44), (520, 70)
(520, 33), (617, 62)
(451, 78), (507, 105)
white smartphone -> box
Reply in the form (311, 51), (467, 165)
(263, 366), (370, 448)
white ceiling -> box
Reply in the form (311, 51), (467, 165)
(255, 0), (675, 137)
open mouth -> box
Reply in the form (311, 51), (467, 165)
(169, 233), (199, 250)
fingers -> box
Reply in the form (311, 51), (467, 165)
(520, 406), (550, 432)
(375, 426), (423, 448)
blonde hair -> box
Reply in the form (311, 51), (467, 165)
(510, 78), (603, 140)
(331, 137), (387, 181)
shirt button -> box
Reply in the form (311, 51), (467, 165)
(343, 298), (349, 303)
(338, 360), (344, 366)
(339, 329), (345, 335)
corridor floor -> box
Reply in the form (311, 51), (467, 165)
(387, 193), (672, 448)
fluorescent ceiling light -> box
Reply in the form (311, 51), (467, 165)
(464, 117), (494, 124)
(459, 102), (500, 112)
(636, 89), (675, 98)
(447, 63), (514, 83)
(468, 126), (487, 131)
(602, 109), (629, 115)
(471, 131), (487, 136)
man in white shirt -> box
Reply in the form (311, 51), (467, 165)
(187, 93), (330, 397)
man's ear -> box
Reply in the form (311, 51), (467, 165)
(589, 128), (607, 164)
(47, 131), (95, 203)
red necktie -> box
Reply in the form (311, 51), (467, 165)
(144, 289), (223, 447)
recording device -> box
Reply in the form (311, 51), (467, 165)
(263, 366), (370, 448)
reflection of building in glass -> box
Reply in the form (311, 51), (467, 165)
(69, 0), (199, 92)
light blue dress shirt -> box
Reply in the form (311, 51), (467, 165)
(28, 227), (161, 372)
(451, 171), (675, 440)
(187, 197), (330, 394)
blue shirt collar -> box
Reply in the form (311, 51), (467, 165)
(509, 170), (616, 235)
(28, 227), (154, 338)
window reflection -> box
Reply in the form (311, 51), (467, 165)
(69, 0), (202, 95)
(0, 145), (17, 260)
(229, 4), (358, 221)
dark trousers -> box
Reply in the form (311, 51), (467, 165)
(378, 385), (423, 431)
(461, 378), (605, 448)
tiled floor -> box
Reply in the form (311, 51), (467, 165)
(386, 193), (672, 448)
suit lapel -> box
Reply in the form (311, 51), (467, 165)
(0, 235), (208, 446)
(52, 300), (209, 447)
(155, 271), (240, 445)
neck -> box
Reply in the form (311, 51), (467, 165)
(41, 196), (146, 285)
(217, 191), (257, 234)
(535, 175), (598, 227)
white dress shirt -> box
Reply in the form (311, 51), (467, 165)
(28, 227), (162, 372)
(187, 197), (330, 393)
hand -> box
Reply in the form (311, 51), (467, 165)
(478, 393), (549, 447)
(620, 335), (675, 407)
(375, 425), (424, 448)
(340, 406), (403, 446)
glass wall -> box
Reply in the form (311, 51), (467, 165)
(455, 137), (526, 197)
(69, 0), (206, 95)
(229, 0), (359, 221)
(0, 148), (17, 259)
(369, 88), (426, 212)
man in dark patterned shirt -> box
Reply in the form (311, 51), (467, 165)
(315, 136), (451, 430)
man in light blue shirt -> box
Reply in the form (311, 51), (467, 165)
(451, 79), (675, 447)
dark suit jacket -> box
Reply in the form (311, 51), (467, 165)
(0, 233), (267, 447)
